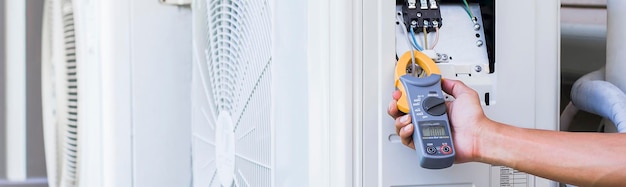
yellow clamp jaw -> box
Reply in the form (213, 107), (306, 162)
(395, 50), (442, 113)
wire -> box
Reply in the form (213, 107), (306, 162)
(422, 26), (428, 50)
(396, 13), (418, 76)
(410, 31), (424, 51)
(397, 13), (423, 51)
(462, 0), (475, 20)
(409, 27), (423, 51)
(430, 26), (440, 49)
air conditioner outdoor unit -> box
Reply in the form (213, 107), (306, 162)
(40, 0), (560, 186)
(188, 0), (354, 186)
(41, 0), (193, 186)
(192, 0), (560, 186)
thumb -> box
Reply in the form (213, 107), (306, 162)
(441, 79), (473, 98)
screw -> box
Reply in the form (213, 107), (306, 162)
(474, 65), (483, 73)
(474, 24), (481, 31)
(439, 53), (449, 62)
(476, 40), (484, 47)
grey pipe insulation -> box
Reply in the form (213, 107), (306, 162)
(570, 67), (626, 132)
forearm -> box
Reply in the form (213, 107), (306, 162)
(476, 120), (626, 186)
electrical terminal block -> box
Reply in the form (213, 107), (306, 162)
(408, 0), (417, 9)
(429, 0), (438, 9)
(402, 0), (442, 33)
(420, 0), (428, 9)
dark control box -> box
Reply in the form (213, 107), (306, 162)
(399, 74), (455, 169)
(401, 0), (442, 33)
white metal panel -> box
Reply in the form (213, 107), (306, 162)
(73, 0), (105, 185)
(606, 0), (626, 92)
(99, 0), (132, 186)
(362, 0), (560, 186)
(306, 0), (362, 186)
(306, 0), (332, 185)
(5, 0), (27, 181)
(129, 1), (192, 187)
(272, 0), (310, 186)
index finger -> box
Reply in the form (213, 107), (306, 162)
(388, 90), (405, 119)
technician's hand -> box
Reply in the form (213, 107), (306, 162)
(387, 79), (492, 163)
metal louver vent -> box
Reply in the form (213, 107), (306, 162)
(61, 0), (78, 185)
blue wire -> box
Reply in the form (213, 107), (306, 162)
(409, 27), (424, 51)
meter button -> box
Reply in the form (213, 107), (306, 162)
(423, 97), (446, 116)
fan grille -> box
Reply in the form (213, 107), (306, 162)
(61, 0), (78, 186)
(191, 0), (273, 186)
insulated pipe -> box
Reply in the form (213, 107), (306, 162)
(571, 68), (626, 132)
(567, 1), (626, 133)
(606, 0), (626, 92)
(5, 0), (27, 181)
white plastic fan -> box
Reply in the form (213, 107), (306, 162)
(191, 0), (273, 186)
(42, 0), (106, 186)
(41, 0), (80, 186)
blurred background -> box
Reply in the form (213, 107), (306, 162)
(0, 1), (47, 186)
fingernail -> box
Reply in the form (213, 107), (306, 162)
(400, 115), (409, 123)
(403, 124), (412, 132)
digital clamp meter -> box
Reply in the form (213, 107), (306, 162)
(395, 50), (455, 169)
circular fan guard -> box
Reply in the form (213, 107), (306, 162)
(191, 0), (273, 186)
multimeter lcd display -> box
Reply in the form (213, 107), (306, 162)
(420, 121), (449, 137)
(422, 126), (447, 137)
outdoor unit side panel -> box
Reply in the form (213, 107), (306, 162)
(129, 1), (192, 187)
(99, 0), (132, 186)
(361, 0), (382, 185)
(273, 0), (310, 186)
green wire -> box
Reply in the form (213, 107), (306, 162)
(462, 0), (475, 20)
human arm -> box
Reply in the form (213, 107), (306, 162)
(388, 79), (626, 186)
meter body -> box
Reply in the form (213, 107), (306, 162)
(398, 74), (455, 169)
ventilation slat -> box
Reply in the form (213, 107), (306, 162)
(60, 1), (79, 185)
(64, 48), (76, 55)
